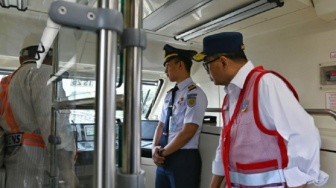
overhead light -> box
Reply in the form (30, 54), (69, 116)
(143, 0), (212, 31)
(174, 0), (284, 41)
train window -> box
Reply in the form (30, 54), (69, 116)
(0, 70), (163, 122)
(63, 78), (96, 100)
(62, 78), (96, 123)
(0, 70), (13, 80)
(142, 79), (164, 119)
(62, 78), (163, 122)
(113, 79), (164, 120)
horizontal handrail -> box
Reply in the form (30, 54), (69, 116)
(206, 108), (336, 120)
(206, 108), (221, 112)
(305, 109), (336, 120)
(52, 95), (124, 110)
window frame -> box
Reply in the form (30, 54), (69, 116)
(142, 79), (164, 119)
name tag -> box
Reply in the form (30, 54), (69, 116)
(5, 133), (23, 147)
(169, 116), (177, 132)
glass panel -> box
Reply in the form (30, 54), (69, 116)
(57, 27), (97, 101)
(0, 1), (144, 187)
(55, 4), (122, 188)
(57, 23), (98, 188)
(143, 0), (170, 18)
(0, 3), (70, 188)
(0, 2), (103, 188)
(70, 111), (95, 188)
(54, 110), (78, 188)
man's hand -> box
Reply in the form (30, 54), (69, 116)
(210, 175), (224, 188)
(152, 146), (165, 166)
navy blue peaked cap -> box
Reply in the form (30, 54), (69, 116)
(163, 44), (197, 65)
(194, 32), (245, 61)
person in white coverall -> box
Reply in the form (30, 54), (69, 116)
(0, 36), (78, 188)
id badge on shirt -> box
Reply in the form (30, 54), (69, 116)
(169, 116), (177, 132)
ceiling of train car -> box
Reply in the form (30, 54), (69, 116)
(144, 0), (314, 72)
(0, 0), (316, 73)
(144, 0), (313, 42)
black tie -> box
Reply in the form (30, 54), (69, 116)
(160, 85), (178, 147)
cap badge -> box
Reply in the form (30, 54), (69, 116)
(193, 53), (205, 62)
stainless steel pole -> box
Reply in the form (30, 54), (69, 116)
(122, 0), (143, 174)
(94, 0), (119, 187)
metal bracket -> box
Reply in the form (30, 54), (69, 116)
(49, 1), (123, 33)
(122, 28), (147, 49)
(117, 170), (145, 188)
(48, 135), (62, 145)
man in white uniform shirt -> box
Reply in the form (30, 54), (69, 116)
(152, 44), (208, 188)
(195, 32), (328, 188)
(0, 35), (77, 188)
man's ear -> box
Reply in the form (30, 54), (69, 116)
(178, 61), (184, 69)
(220, 56), (228, 68)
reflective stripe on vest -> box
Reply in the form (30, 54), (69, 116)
(0, 76), (11, 116)
(0, 74), (46, 148)
(6, 133), (46, 148)
(229, 169), (286, 187)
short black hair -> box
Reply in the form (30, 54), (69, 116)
(223, 51), (247, 62)
(175, 56), (193, 73)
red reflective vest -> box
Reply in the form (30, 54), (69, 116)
(221, 66), (298, 188)
(0, 72), (45, 148)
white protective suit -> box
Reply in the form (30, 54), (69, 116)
(0, 62), (76, 188)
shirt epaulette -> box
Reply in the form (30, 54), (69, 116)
(188, 84), (197, 91)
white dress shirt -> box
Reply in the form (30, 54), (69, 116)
(212, 61), (329, 187)
(159, 77), (208, 149)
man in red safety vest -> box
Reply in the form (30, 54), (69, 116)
(195, 32), (329, 188)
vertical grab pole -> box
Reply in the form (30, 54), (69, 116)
(122, 0), (142, 174)
(95, 0), (119, 187)
(118, 0), (146, 187)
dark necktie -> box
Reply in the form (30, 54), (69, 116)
(160, 85), (178, 147)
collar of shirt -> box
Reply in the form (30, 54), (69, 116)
(224, 61), (254, 118)
(224, 61), (254, 94)
(176, 77), (193, 91)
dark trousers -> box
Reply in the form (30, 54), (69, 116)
(155, 149), (202, 188)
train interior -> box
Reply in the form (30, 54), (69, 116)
(0, 0), (336, 187)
